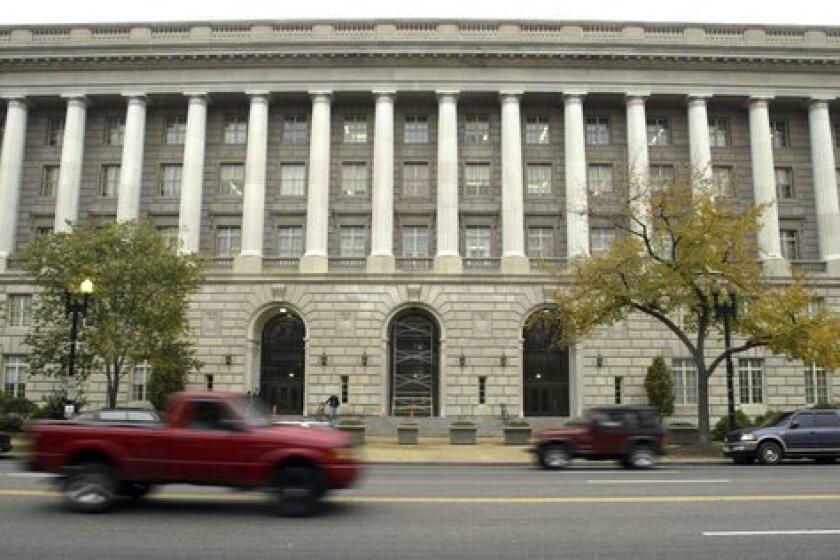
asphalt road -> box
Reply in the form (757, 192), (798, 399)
(1, 458), (839, 559)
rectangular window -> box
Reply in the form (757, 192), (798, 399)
(650, 164), (675, 190)
(587, 164), (614, 196)
(41, 165), (59, 198)
(708, 118), (730, 148)
(590, 227), (616, 255)
(280, 163), (306, 196)
(465, 227), (491, 258)
(403, 162), (430, 198)
(220, 164), (244, 197)
(159, 164), (182, 198)
(157, 226), (179, 251)
(478, 376), (487, 405)
(672, 358), (698, 405)
(277, 226), (304, 258)
(404, 114), (429, 144)
(774, 167), (794, 199)
(341, 162), (367, 196)
(525, 114), (550, 145)
(100, 165), (121, 198)
(526, 163), (552, 196)
(215, 226), (241, 258)
(223, 114), (248, 145)
(3, 355), (28, 398)
(585, 117), (610, 145)
(647, 117), (671, 146)
(780, 229), (800, 260)
(339, 225), (366, 258)
(36, 226), (54, 238)
(105, 116), (125, 146)
(614, 376), (623, 405)
(804, 364), (829, 405)
(283, 115), (308, 145)
(464, 162), (491, 197)
(205, 374), (214, 391)
(165, 116), (187, 145)
(464, 114), (490, 145)
(402, 226), (429, 258)
(770, 120), (789, 148)
(343, 115), (367, 144)
(46, 117), (64, 146)
(737, 358), (764, 404)
(132, 363), (151, 401)
(527, 227), (554, 258)
(712, 166), (734, 197)
(7, 295), (32, 327)
(341, 375), (349, 404)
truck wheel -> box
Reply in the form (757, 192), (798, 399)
(63, 462), (117, 513)
(118, 482), (153, 500)
(274, 465), (324, 517)
(756, 441), (783, 465)
(539, 444), (571, 470)
(625, 445), (657, 469)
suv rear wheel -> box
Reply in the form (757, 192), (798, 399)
(63, 462), (117, 513)
(539, 444), (571, 470)
(624, 445), (657, 469)
(756, 441), (783, 466)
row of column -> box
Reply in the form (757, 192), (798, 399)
(1, 92), (839, 274)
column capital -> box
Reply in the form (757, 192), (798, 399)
(183, 92), (209, 103)
(61, 94), (88, 107)
(625, 92), (650, 104)
(246, 90), (271, 100)
(561, 89), (587, 99)
(686, 93), (712, 105)
(499, 90), (523, 100)
(808, 98), (832, 110)
(309, 90), (333, 101)
(563, 93), (585, 104)
(747, 95), (774, 107)
(436, 90), (460, 101)
(373, 89), (397, 99)
(2, 96), (29, 109)
(121, 91), (147, 100)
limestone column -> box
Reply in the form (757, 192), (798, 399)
(300, 91), (332, 274)
(177, 93), (208, 254)
(368, 90), (396, 273)
(687, 95), (713, 192)
(748, 97), (788, 275)
(54, 95), (87, 232)
(564, 93), (590, 259)
(808, 99), (840, 274)
(116, 94), (147, 222)
(500, 92), (529, 273)
(0, 97), (28, 272)
(625, 94), (650, 231)
(237, 92), (270, 273)
(434, 91), (462, 273)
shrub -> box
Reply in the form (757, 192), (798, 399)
(644, 356), (675, 416)
(337, 416), (365, 427)
(31, 390), (87, 420)
(711, 409), (752, 441)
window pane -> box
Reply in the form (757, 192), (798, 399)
(280, 163), (306, 196)
(41, 166), (59, 198)
(403, 162), (429, 197)
(341, 163), (367, 196)
(774, 168), (794, 199)
(585, 117), (610, 145)
(404, 114), (428, 144)
(157, 226), (179, 251)
(46, 117), (64, 146)
(712, 166), (733, 197)
(526, 164), (551, 195)
(277, 226), (304, 258)
(100, 165), (121, 198)
(339, 226), (366, 257)
(709, 118), (729, 148)
(770, 120), (789, 148)
(223, 114), (248, 145)
(402, 226), (429, 258)
(160, 164), (182, 198)
(464, 114), (490, 145)
(220, 164), (244, 197)
(3, 355), (29, 398)
(590, 227), (615, 254)
(465, 227), (491, 258)
(650, 165), (674, 189)
(780, 230), (799, 260)
(525, 115), (550, 145)
(7, 295), (32, 327)
(527, 227), (553, 258)
(647, 118), (671, 146)
(105, 116), (125, 146)
(283, 115), (308, 145)
(587, 164), (614, 195)
(343, 115), (367, 143)
(165, 116), (187, 145)
(465, 163), (490, 197)
(215, 227), (241, 257)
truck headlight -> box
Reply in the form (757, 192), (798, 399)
(739, 433), (757, 442)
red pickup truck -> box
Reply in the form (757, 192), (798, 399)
(27, 391), (361, 516)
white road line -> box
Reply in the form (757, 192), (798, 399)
(6, 472), (56, 479)
(577, 470), (682, 475)
(587, 479), (730, 484)
(704, 530), (840, 537)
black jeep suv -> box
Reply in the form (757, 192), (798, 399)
(723, 409), (840, 465)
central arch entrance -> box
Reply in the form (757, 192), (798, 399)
(389, 309), (440, 417)
(260, 311), (305, 414)
(523, 313), (570, 416)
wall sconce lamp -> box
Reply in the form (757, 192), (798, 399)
(224, 354), (233, 367)
(596, 353), (604, 368)
(320, 352), (328, 366)
(459, 352), (467, 368)
(500, 353), (508, 367)
(361, 351), (368, 367)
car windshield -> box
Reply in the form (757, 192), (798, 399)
(759, 411), (793, 427)
(229, 396), (272, 427)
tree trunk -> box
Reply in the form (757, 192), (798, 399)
(695, 358), (711, 443)
(105, 369), (120, 409)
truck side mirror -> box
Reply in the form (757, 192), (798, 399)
(789, 421), (799, 430)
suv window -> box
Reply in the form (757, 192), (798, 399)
(793, 414), (819, 429)
(816, 413), (840, 428)
(187, 401), (234, 431)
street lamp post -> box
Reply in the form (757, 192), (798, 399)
(64, 278), (94, 411)
(713, 288), (738, 432)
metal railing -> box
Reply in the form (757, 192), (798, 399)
(328, 257), (366, 270)
(263, 257), (300, 270)
(396, 258), (433, 271)
(464, 258), (500, 271)
(529, 257), (567, 272)
(202, 257), (234, 269)
(790, 260), (827, 274)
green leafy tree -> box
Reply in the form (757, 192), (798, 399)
(644, 356), (675, 416)
(542, 178), (840, 441)
(21, 221), (203, 409)
(147, 340), (200, 411)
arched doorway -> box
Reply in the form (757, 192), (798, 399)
(260, 311), (305, 414)
(389, 309), (440, 416)
(523, 313), (570, 416)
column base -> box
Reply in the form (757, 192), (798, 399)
(501, 254), (530, 274)
(366, 254), (395, 273)
(299, 254), (329, 274)
(234, 254), (263, 273)
(762, 258), (791, 277)
(826, 259), (840, 276)
(434, 254), (463, 274)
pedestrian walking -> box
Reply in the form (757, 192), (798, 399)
(326, 394), (340, 426)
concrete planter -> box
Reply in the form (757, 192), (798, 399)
(397, 425), (419, 445)
(338, 424), (366, 446)
(449, 425), (477, 445)
(503, 426), (532, 445)
(667, 426), (699, 445)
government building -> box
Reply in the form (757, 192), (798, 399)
(1, 20), (839, 426)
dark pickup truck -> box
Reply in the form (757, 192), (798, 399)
(27, 391), (361, 516)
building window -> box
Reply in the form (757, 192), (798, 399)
(526, 163), (552, 196)
(283, 115), (308, 145)
(403, 162), (430, 198)
(341, 375), (349, 404)
(159, 164), (182, 198)
(780, 229), (800, 260)
(46, 117), (64, 146)
(404, 114), (429, 144)
(36, 226), (54, 238)
(223, 114), (248, 145)
(465, 162), (491, 197)
(41, 165), (59, 198)
(737, 358), (764, 404)
(708, 118), (730, 148)
(339, 225), (366, 258)
(98, 165), (120, 198)
(647, 117), (671, 146)
(587, 164), (614, 196)
(220, 164), (244, 197)
(105, 116), (125, 146)
(478, 376), (487, 405)
(402, 226), (429, 258)
(527, 227), (554, 259)
(650, 164), (675, 190)
(165, 116), (187, 145)
(215, 226), (241, 258)
(774, 167), (794, 200)
(341, 162), (367, 196)
(157, 226), (179, 251)
(343, 115), (367, 144)
(3, 355), (28, 397)
(585, 117), (610, 145)
(132, 363), (151, 401)
(525, 114), (550, 145)
(672, 358), (698, 405)
(465, 227), (491, 258)
(770, 120), (790, 148)
(277, 226), (304, 258)
(7, 295), (32, 327)
(280, 163), (306, 196)
(464, 114), (490, 145)
(614, 376), (623, 405)
(590, 227), (616, 255)
(804, 364), (829, 405)
(712, 166), (734, 197)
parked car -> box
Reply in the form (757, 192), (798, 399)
(0, 432), (11, 453)
(26, 391), (362, 516)
(723, 409), (840, 465)
(531, 405), (666, 469)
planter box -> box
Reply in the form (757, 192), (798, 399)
(449, 426), (477, 445)
(397, 426), (419, 445)
(667, 426), (699, 445)
(338, 425), (366, 446)
(503, 426), (532, 445)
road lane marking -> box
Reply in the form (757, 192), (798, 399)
(586, 479), (730, 485)
(704, 530), (840, 537)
